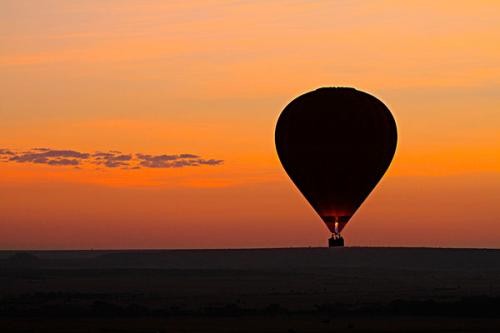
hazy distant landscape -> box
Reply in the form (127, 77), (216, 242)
(2, 247), (500, 332)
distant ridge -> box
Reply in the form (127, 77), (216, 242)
(1, 247), (500, 270)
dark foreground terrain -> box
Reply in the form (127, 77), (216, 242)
(2, 247), (500, 332)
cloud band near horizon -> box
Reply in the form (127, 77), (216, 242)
(0, 148), (223, 170)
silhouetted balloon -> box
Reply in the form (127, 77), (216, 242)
(275, 87), (397, 234)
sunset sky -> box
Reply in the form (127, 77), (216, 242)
(1, 1), (499, 249)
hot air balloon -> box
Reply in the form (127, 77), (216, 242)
(275, 87), (397, 247)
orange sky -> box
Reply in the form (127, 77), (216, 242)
(1, 1), (499, 249)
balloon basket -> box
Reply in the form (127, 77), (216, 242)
(328, 235), (344, 247)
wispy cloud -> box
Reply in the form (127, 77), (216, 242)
(93, 152), (133, 168)
(136, 153), (223, 168)
(0, 148), (223, 170)
(9, 150), (90, 165)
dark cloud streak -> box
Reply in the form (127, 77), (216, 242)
(0, 148), (223, 170)
(135, 153), (222, 168)
(10, 150), (90, 163)
(47, 158), (80, 166)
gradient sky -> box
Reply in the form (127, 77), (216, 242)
(1, 1), (499, 249)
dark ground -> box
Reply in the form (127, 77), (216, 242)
(1, 247), (500, 332)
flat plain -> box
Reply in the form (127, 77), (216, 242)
(2, 247), (500, 332)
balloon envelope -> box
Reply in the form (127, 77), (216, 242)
(275, 87), (397, 233)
